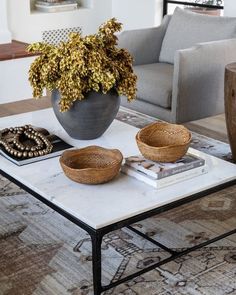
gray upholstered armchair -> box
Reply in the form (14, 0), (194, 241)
(119, 8), (236, 123)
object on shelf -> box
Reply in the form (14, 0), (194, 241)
(35, 0), (78, 12)
(37, 0), (76, 3)
(59, 146), (123, 184)
(185, 7), (221, 16)
(136, 122), (191, 162)
(0, 125), (73, 165)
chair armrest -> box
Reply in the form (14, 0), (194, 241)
(118, 15), (171, 66)
(172, 39), (236, 123)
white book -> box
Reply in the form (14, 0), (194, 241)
(125, 153), (205, 179)
(35, 3), (78, 12)
(36, 1), (77, 6)
(121, 164), (209, 189)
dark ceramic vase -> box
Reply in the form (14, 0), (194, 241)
(51, 89), (121, 140)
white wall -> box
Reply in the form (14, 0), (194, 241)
(0, 0), (12, 44)
(224, 0), (236, 16)
(2, 0), (163, 103)
(2, 0), (112, 103)
(7, 0), (112, 43)
(7, 0), (163, 43)
(112, 0), (163, 30)
(0, 57), (36, 103)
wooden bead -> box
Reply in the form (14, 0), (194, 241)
(0, 125), (53, 159)
(33, 151), (39, 157)
(38, 150), (43, 156)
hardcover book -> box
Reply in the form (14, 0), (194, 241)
(0, 132), (73, 166)
(35, 1), (78, 12)
(36, 1), (78, 6)
(121, 164), (208, 189)
(121, 153), (208, 189)
(124, 153), (205, 179)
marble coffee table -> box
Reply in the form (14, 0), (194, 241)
(0, 108), (236, 295)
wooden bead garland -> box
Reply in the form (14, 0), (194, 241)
(0, 125), (53, 159)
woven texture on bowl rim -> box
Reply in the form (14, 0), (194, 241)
(59, 145), (123, 184)
(136, 122), (192, 162)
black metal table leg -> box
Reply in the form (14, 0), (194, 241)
(91, 233), (103, 295)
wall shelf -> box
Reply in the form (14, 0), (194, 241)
(30, 6), (89, 15)
(30, 0), (93, 14)
(8, 0), (110, 43)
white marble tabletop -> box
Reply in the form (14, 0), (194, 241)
(0, 108), (236, 229)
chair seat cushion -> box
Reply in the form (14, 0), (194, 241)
(159, 7), (236, 64)
(134, 63), (174, 109)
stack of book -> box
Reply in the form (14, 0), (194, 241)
(35, 0), (78, 13)
(121, 153), (208, 189)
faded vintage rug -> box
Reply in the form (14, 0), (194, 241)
(0, 107), (235, 295)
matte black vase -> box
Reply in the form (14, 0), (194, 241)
(51, 90), (121, 140)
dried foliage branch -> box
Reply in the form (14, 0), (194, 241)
(28, 18), (137, 112)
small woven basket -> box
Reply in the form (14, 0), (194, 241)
(136, 122), (191, 162)
(59, 146), (123, 184)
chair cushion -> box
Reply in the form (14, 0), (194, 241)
(159, 7), (236, 64)
(134, 63), (174, 109)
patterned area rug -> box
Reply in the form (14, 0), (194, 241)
(0, 107), (235, 295)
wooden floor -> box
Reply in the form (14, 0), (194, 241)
(0, 97), (51, 117)
(0, 98), (229, 143)
(184, 114), (228, 143)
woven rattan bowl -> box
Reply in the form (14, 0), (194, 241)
(59, 146), (123, 184)
(136, 122), (191, 162)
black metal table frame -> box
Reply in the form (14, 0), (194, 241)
(1, 168), (236, 295)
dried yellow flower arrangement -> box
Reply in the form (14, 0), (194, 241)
(28, 18), (137, 112)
